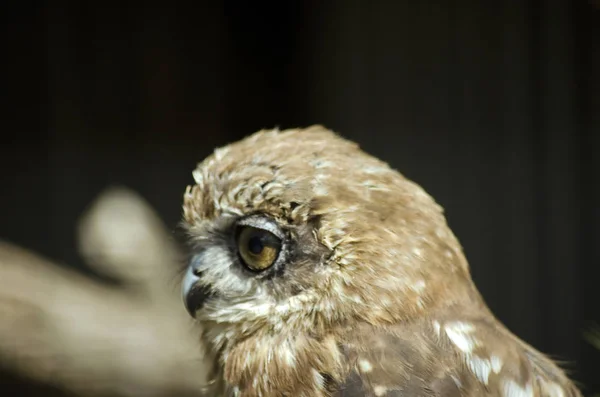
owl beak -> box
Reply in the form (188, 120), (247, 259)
(181, 265), (212, 318)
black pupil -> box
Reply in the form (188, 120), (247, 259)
(248, 235), (264, 254)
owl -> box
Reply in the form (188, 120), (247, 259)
(180, 126), (581, 397)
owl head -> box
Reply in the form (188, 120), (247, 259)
(181, 126), (477, 342)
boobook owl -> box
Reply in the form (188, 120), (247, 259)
(180, 126), (581, 396)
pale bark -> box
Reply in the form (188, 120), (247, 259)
(0, 187), (208, 397)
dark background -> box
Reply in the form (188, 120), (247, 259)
(2, 1), (599, 395)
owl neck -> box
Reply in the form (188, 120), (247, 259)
(200, 319), (347, 396)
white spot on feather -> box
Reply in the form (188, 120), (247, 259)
(311, 160), (334, 169)
(451, 375), (462, 388)
(490, 355), (503, 372)
(502, 380), (533, 397)
(358, 359), (373, 373)
(444, 322), (504, 385)
(432, 321), (441, 337)
(373, 385), (388, 396)
(363, 166), (388, 174)
(350, 294), (363, 303)
(213, 146), (230, 160)
(279, 344), (296, 368)
(312, 369), (325, 389)
(192, 169), (204, 185)
(468, 355), (503, 385)
(411, 279), (426, 293)
(314, 184), (328, 196)
(444, 322), (476, 353)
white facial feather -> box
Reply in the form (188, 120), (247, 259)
(196, 246), (255, 297)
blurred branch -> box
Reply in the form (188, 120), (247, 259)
(0, 187), (207, 397)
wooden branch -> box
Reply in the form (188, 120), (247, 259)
(0, 187), (207, 397)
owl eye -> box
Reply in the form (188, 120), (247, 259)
(236, 226), (282, 271)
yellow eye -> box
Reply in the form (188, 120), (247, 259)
(236, 226), (282, 271)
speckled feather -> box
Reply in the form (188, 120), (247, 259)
(182, 126), (581, 397)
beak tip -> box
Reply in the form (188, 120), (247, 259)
(182, 266), (213, 318)
(182, 267), (200, 318)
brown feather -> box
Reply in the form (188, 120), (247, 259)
(181, 126), (581, 396)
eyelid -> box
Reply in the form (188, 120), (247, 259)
(236, 215), (285, 239)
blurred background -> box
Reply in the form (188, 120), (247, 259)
(2, 1), (599, 396)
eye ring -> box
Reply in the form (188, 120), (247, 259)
(236, 215), (285, 240)
(234, 216), (284, 272)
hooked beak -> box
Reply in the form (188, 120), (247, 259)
(181, 262), (213, 318)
